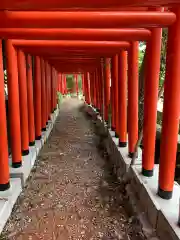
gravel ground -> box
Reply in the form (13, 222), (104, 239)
(1, 98), (146, 240)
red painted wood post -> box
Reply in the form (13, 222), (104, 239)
(64, 74), (67, 95)
(112, 55), (119, 135)
(47, 63), (52, 119)
(84, 73), (88, 103)
(100, 64), (104, 116)
(0, 40), (10, 190)
(6, 40), (22, 167)
(100, 59), (105, 119)
(99, 66), (102, 113)
(118, 51), (128, 147)
(86, 72), (91, 104)
(53, 68), (57, 110)
(92, 72), (96, 107)
(58, 73), (62, 92)
(93, 72), (97, 108)
(56, 70), (58, 107)
(17, 49), (29, 155)
(44, 61), (49, 124)
(83, 73), (87, 102)
(142, 27), (162, 177)
(104, 58), (111, 123)
(99, 65), (104, 115)
(51, 67), (55, 112)
(158, 8), (180, 200)
(60, 73), (63, 94)
(110, 59), (115, 132)
(34, 56), (42, 140)
(61, 74), (64, 95)
(89, 72), (94, 106)
(95, 69), (100, 111)
(128, 42), (139, 157)
(26, 54), (35, 146)
(82, 74), (85, 97)
(40, 58), (47, 131)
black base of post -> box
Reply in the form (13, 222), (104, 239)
(115, 132), (119, 138)
(0, 182), (10, 191)
(51, 110), (55, 113)
(42, 127), (46, 132)
(12, 161), (22, 168)
(54, 108), (57, 112)
(119, 141), (127, 147)
(158, 187), (172, 200)
(105, 120), (108, 125)
(142, 168), (153, 177)
(46, 121), (48, 125)
(129, 152), (138, 158)
(36, 135), (41, 140)
(96, 108), (100, 113)
(29, 141), (35, 146)
(22, 149), (29, 156)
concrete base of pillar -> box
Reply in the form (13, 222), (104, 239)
(0, 107), (60, 234)
(85, 103), (180, 240)
(0, 178), (22, 233)
(129, 165), (180, 240)
(9, 154), (32, 186)
(30, 145), (37, 168)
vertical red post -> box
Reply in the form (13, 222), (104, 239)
(27, 54), (35, 146)
(41, 58), (47, 131)
(89, 72), (94, 105)
(110, 61), (115, 131)
(104, 58), (111, 123)
(60, 73), (63, 94)
(0, 41), (10, 190)
(51, 67), (55, 112)
(97, 66), (102, 114)
(95, 69), (100, 111)
(112, 55), (119, 136)
(17, 50), (29, 155)
(58, 73), (62, 93)
(54, 69), (58, 109)
(83, 73), (87, 102)
(142, 28), (162, 177)
(91, 72), (95, 106)
(61, 74), (65, 94)
(118, 51), (128, 147)
(93, 72), (97, 108)
(47, 63), (51, 119)
(82, 74), (85, 96)
(100, 60), (105, 118)
(34, 56), (42, 140)
(44, 61), (49, 123)
(6, 40), (22, 167)
(158, 8), (180, 199)
(86, 72), (91, 104)
(128, 42), (139, 157)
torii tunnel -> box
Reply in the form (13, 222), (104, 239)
(0, 1), (180, 235)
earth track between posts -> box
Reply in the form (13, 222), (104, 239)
(1, 98), (146, 240)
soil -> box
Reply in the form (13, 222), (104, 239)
(1, 98), (146, 240)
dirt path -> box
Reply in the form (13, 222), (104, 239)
(2, 98), (145, 240)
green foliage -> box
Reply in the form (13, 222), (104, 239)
(138, 50), (145, 71)
(159, 28), (168, 87)
(66, 75), (74, 90)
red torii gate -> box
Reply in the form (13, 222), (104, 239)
(0, 6), (179, 206)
